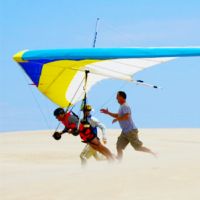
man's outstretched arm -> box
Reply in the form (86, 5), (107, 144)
(100, 108), (118, 118)
(112, 113), (130, 124)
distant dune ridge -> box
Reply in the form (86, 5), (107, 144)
(1, 129), (200, 200)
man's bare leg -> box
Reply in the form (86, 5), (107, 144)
(136, 146), (157, 157)
(93, 151), (106, 161)
(91, 143), (114, 160)
(89, 138), (114, 161)
(116, 147), (123, 161)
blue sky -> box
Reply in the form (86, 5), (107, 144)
(0, 0), (200, 132)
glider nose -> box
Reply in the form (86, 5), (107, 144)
(13, 50), (28, 62)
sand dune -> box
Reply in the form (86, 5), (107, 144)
(1, 129), (200, 200)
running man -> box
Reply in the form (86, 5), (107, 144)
(100, 91), (156, 160)
(79, 104), (107, 166)
(79, 105), (114, 162)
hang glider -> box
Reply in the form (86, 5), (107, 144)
(13, 47), (200, 107)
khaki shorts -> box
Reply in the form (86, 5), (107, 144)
(116, 129), (143, 150)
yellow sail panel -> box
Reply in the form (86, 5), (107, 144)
(38, 59), (100, 107)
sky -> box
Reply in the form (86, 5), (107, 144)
(0, 0), (200, 132)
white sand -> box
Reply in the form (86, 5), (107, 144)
(1, 129), (200, 200)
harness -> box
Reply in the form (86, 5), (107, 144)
(61, 112), (78, 131)
(79, 119), (97, 143)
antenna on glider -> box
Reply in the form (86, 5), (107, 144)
(92, 18), (100, 48)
